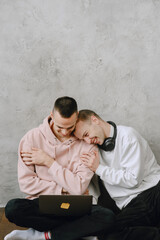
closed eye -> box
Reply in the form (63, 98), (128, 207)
(83, 131), (89, 138)
(57, 125), (74, 130)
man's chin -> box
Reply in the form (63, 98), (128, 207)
(97, 140), (103, 145)
(62, 135), (70, 139)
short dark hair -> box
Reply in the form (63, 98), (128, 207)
(78, 109), (101, 122)
(53, 96), (78, 118)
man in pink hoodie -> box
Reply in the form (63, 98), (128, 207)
(4, 96), (115, 240)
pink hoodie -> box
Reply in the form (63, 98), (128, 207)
(18, 116), (96, 199)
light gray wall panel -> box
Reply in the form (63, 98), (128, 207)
(0, 0), (160, 206)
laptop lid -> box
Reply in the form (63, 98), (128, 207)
(39, 195), (92, 217)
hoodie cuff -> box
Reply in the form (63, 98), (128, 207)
(48, 162), (63, 195)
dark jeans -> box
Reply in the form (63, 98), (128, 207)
(5, 198), (115, 240)
(106, 181), (160, 240)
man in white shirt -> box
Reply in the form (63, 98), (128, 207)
(74, 109), (160, 240)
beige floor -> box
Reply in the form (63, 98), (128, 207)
(0, 208), (27, 240)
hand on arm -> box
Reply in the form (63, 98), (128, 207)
(80, 150), (100, 172)
(21, 148), (55, 168)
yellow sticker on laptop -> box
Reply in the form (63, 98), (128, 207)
(60, 203), (70, 209)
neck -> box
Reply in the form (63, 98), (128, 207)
(101, 121), (111, 139)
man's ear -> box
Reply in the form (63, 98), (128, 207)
(50, 112), (54, 119)
(91, 115), (99, 125)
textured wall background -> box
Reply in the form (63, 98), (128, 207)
(0, 0), (160, 206)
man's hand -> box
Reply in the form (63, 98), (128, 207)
(62, 188), (69, 194)
(21, 148), (54, 168)
(80, 151), (100, 172)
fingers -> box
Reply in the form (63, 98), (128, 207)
(80, 153), (93, 158)
(21, 149), (38, 158)
(93, 150), (98, 155)
(80, 151), (99, 172)
(31, 148), (39, 151)
(21, 152), (32, 158)
(81, 158), (90, 165)
(21, 152), (34, 165)
(84, 189), (89, 195)
(20, 148), (39, 156)
(80, 152), (96, 162)
(21, 154), (33, 165)
(81, 156), (91, 164)
(80, 154), (91, 160)
(23, 160), (33, 166)
(81, 150), (98, 157)
(81, 156), (94, 168)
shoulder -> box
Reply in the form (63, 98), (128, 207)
(20, 127), (40, 143)
(117, 125), (144, 145)
(74, 138), (98, 151)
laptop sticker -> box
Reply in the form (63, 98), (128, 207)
(60, 203), (70, 209)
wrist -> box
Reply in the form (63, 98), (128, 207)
(46, 157), (55, 168)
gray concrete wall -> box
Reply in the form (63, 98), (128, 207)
(0, 0), (160, 207)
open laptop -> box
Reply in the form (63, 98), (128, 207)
(39, 195), (93, 217)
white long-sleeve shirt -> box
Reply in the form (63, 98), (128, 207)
(96, 125), (160, 209)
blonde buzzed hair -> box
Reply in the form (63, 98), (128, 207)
(78, 109), (101, 122)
